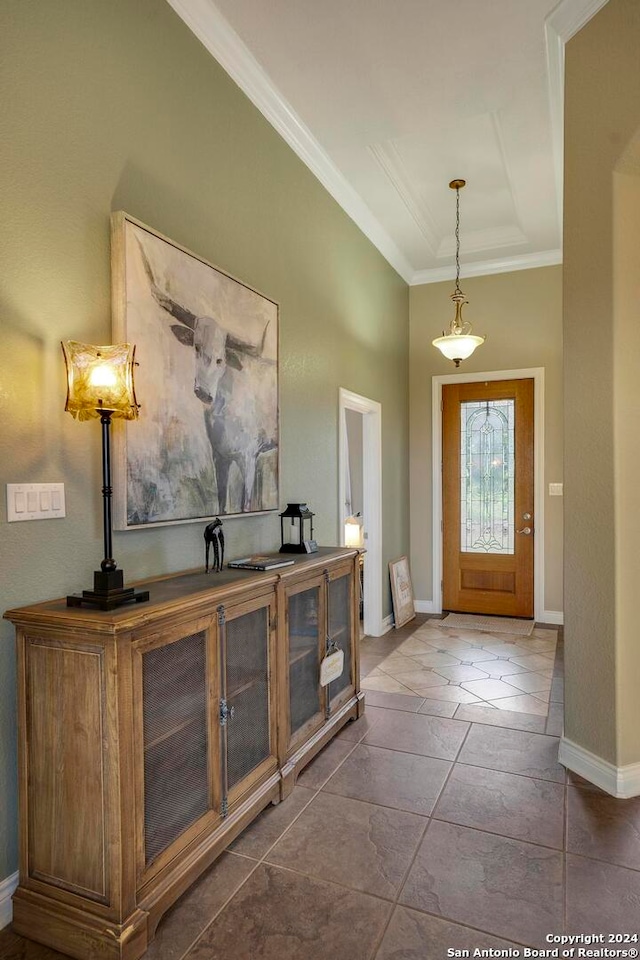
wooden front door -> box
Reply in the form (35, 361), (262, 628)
(442, 378), (534, 618)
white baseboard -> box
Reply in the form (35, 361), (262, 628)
(541, 610), (564, 625)
(414, 599), (438, 614)
(0, 871), (18, 930)
(559, 736), (640, 798)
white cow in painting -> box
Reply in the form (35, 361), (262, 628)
(139, 242), (277, 513)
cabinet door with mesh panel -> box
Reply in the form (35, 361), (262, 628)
(221, 596), (278, 809)
(285, 577), (326, 751)
(139, 622), (216, 876)
(326, 567), (355, 709)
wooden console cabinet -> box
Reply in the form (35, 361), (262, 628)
(4, 547), (363, 960)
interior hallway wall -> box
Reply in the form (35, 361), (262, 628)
(564, 0), (640, 772)
(0, 0), (409, 884)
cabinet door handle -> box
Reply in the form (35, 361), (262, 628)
(219, 700), (235, 725)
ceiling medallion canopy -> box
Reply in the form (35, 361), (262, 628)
(432, 179), (485, 366)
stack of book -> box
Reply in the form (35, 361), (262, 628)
(227, 556), (295, 571)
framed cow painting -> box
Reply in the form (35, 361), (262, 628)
(111, 212), (279, 528)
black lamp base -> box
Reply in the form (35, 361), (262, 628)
(279, 540), (318, 554)
(67, 569), (150, 611)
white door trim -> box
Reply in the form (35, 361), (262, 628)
(338, 388), (384, 637)
(432, 367), (546, 621)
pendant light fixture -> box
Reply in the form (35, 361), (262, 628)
(432, 179), (485, 366)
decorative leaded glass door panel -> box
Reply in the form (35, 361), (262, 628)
(442, 379), (534, 617)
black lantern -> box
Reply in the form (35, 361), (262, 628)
(279, 503), (317, 554)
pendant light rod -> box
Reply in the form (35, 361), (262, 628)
(450, 178), (465, 297)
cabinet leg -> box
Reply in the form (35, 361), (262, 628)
(12, 888), (149, 960)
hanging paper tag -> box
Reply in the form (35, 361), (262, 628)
(320, 648), (344, 686)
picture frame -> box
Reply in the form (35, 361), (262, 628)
(111, 212), (279, 529)
(389, 556), (416, 628)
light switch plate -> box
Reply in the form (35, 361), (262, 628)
(7, 483), (66, 521)
(549, 482), (563, 497)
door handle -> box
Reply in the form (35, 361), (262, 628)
(517, 526), (532, 535)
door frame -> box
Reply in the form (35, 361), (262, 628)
(432, 367), (545, 621)
(338, 388), (384, 637)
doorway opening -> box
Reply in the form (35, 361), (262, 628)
(338, 388), (384, 637)
(432, 368), (546, 621)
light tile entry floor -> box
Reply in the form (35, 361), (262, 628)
(360, 618), (558, 717)
(2, 617), (639, 959)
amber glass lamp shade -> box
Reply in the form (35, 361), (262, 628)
(62, 340), (139, 421)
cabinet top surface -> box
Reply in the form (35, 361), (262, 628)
(4, 547), (357, 631)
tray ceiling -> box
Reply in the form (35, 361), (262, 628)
(166, 0), (610, 284)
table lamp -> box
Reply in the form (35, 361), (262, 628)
(62, 340), (149, 610)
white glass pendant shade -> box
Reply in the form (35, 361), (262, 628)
(432, 333), (485, 363)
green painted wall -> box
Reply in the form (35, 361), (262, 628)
(0, 0), (409, 882)
(564, 0), (640, 767)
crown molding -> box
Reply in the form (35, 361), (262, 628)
(410, 248), (562, 286)
(164, 0), (414, 282)
(490, 109), (528, 241)
(368, 141), (438, 255)
(547, 0), (610, 40)
(545, 0), (611, 231)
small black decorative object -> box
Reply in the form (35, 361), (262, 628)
(204, 518), (224, 572)
(279, 503), (318, 554)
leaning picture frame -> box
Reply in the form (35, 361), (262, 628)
(111, 212), (279, 529)
(389, 556), (416, 629)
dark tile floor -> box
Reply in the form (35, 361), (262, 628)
(2, 617), (640, 959)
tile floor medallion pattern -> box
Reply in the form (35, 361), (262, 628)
(3, 616), (640, 960)
(360, 617), (557, 715)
